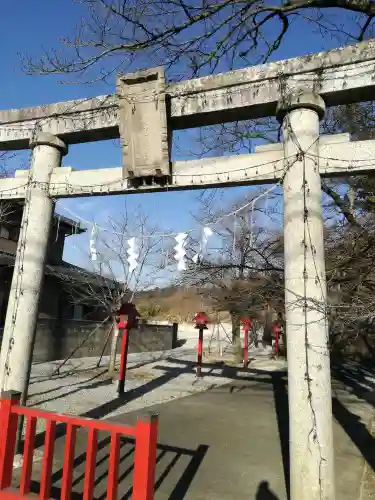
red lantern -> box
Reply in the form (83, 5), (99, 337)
(116, 302), (140, 329)
(192, 312), (208, 377)
(241, 317), (252, 329)
(193, 312), (209, 329)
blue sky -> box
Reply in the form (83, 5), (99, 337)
(0, 1), (361, 280)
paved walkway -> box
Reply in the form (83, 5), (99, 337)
(12, 361), (374, 500)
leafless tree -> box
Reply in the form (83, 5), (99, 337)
(53, 207), (165, 373)
(0, 202), (17, 226)
(0, 152), (9, 177)
(179, 188), (284, 355)
(324, 215), (375, 358)
(179, 173), (375, 359)
(24, 0), (375, 83)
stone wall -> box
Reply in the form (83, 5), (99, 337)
(0, 319), (178, 363)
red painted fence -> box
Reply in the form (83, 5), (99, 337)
(0, 391), (158, 500)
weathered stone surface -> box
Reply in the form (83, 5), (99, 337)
(276, 90), (326, 122)
(0, 134), (66, 397)
(1, 134), (375, 200)
(117, 67), (170, 178)
(1, 40), (375, 147)
(0, 95), (118, 150)
(168, 39), (375, 127)
(30, 131), (68, 155)
(280, 94), (334, 499)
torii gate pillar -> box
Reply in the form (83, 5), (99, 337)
(0, 132), (67, 403)
(277, 92), (335, 500)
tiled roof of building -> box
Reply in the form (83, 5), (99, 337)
(0, 250), (119, 290)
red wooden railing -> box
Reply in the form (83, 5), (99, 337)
(0, 391), (158, 500)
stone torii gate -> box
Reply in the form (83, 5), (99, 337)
(1, 39), (375, 500)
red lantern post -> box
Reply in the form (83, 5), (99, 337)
(241, 317), (252, 368)
(193, 312), (208, 377)
(116, 302), (140, 395)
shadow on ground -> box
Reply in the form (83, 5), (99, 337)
(157, 358), (375, 474)
(21, 357), (375, 499)
(28, 371), (110, 404)
(24, 436), (209, 500)
(255, 481), (280, 499)
(28, 361), (195, 450)
(332, 361), (375, 409)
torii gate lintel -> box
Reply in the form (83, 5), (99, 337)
(0, 132), (374, 201)
(1, 38), (375, 154)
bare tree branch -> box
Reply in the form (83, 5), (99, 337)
(23, 0), (375, 83)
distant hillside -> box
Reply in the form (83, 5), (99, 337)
(134, 286), (228, 323)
